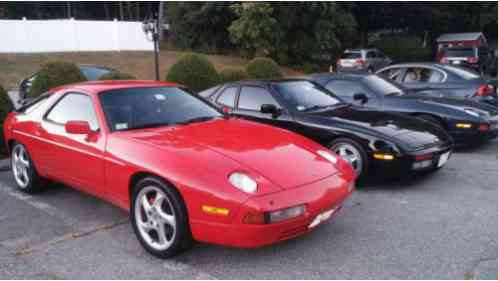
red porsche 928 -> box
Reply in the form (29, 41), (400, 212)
(2, 81), (355, 258)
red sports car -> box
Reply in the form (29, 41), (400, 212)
(3, 81), (355, 258)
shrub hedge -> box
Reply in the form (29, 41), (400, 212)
(29, 61), (87, 98)
(246, 57), (283, 79)
(166, 53), (220, 92)
(219, 68), (248, 83)
(372, 37), (432, 63)
(0, 86), (14, 156)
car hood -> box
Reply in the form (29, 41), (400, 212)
(125, 118), (339, 190)
(308, 105), (450, 150)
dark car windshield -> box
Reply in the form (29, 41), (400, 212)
(364, 75), (404, 96)
(443, 48), (475, 57)
(80, 66), (113, 80)
(340, 52), (362, 59)
(99, 87), (223, 131)
(272, 81), (343, 112)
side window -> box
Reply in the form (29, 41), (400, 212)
(45, 93), (99, 131)
(216, 87), (238, 108)
(403, 67), (444, 83)
(325, 80), (369, 98)
(366, 51), (375, 59)
(238, 87), (279, 111)
(379, 68), (402, 80)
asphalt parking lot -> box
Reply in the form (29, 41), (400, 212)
(0, 140), (497, 279)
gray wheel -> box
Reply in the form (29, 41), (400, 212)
(11, 143), (43, 193)
(131, 177), (193, 258)
(134, 185), (177, 251)
(330, 138), (367, 178)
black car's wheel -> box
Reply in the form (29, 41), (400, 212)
(10, 142), (44, 193)
(131, 176), (193, 258)
(329, 138), (368, 179)
(416, 114), (445, 130)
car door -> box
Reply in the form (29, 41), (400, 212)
(231, 86), (295, 131)
(40, 92), (106, 195)
(324, 79), (381, 108)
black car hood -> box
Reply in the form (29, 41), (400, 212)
(307, 105), (450, 151)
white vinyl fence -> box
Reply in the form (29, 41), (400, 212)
(0, 18), (154, 53)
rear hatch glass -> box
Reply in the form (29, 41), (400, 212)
(443, 48), (475, 57)
(340, 52), (362, 59)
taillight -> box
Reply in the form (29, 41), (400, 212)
(476, 85), (493, 97)
(467, 57), (478, 64)
(415, 154), (433, 161)
(356, 59), (366, 65)
(440, 57), (448, 63)
(336, 58), (342, 66)
(478, 123), (490, 132)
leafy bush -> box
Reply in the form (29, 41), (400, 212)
(219, 68), (248, 83)
(98, 71), (136, 80)
(372, 37), (432, 63)
(166, 53), (220, 92)
(246, 57), (283, 79)
(0, 86), (14, 156)
(29, 61), (86, 98)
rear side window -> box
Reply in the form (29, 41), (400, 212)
(79, 66), (112, 80)
(216, 87), (237, 108)
(198, 86), (220, 98)
(402, 67), (444, 83)
(340, 52), (362, 59)
(238, 87), (279, 111)
(379, 67), (403, 80)
(366, 51), (376, 58)
(441, 65), (479, 80)
(45, 93), (99, 131)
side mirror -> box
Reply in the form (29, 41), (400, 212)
(260, 104), (280, 115)
(65, 121), (92, 135)
(353, 93), (368, 105)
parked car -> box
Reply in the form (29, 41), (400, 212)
(310, 73), (498, 147)
(3, 80), (355, 258)
(336, 49), (391, 74)
(199, 79), (453, 180)
(376, 63), (498, 108)
(439, 46), (496, 76)
(18, 64), (116, 100)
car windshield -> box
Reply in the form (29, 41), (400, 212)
(364, 75), (404, 96)
(99, 87), (223, 131)
(340, 52), (362, 59)
(443, 48), (475, 57)
(272, 81), (343, 112)
(80, 66), (113, 80)
(440, 65), (480, 80)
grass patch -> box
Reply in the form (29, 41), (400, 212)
(0, 51), (302, 89)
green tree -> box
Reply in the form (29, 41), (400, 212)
(228, 3), (283, 59)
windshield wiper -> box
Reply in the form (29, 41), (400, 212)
(174, 116), (222, 125)
(126, 122), (171, 130)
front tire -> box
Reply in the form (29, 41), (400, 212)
(329, 138), (368, 180)
(130, 177), (193, 258)
(11, 142), (44, 193)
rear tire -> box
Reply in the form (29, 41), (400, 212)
(10, 142), (44, 193)
(130, 176), (193, 258)
(329, 138), (369, 180)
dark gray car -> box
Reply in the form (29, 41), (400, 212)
(377, 63), (498, 108)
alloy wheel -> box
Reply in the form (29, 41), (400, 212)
(134, 185), (177, 251)
(11, 144), (31, 189)
(332, 143), (363, 176)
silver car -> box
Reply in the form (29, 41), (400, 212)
(336, 49), (392, 74)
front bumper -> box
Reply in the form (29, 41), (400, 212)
(368, 144), (453, 176)
(189, 174), (354, 248)
(449, 127), (498, 146)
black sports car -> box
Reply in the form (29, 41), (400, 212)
(310, 73), (498, 147)
(376, 63), (498, 108)
(199, 79), (453, 181)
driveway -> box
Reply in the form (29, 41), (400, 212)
(0, 140), (497, 279)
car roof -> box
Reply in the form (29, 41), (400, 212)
(309, 72), (370, 81)
(48, 80), (183, 96)
(224, 78), (314, 87)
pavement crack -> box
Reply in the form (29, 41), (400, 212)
(15, 219), (128, 257)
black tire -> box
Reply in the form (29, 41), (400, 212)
(329, 138), (369, 180)
(10, 142), (45, 193)
(416, 114), (445, 130)
(130, 176), (193, 258)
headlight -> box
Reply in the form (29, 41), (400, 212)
(228, 172), (257, 193)
(317, 150), (338, 164)
(464, 108), (480, 118)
